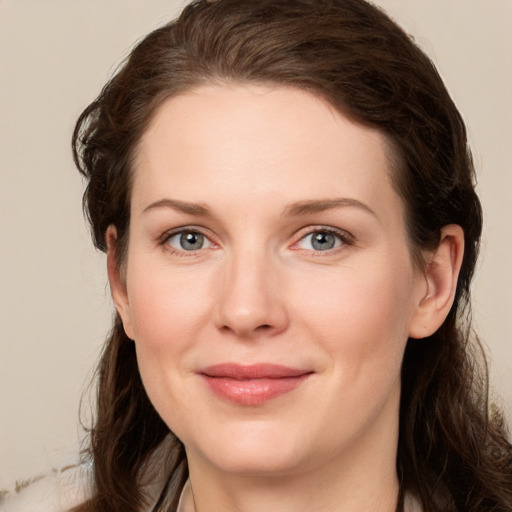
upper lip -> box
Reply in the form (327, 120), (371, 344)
(200, 363), (312, 379)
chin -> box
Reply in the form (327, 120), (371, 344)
(188, 420), (310, 476)
(210, 448), (305, 477)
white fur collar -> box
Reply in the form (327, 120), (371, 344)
(0, 463), (92, 512)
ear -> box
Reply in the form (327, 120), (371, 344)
(408, 224), (465, 339)
(106, 225), (135, 340)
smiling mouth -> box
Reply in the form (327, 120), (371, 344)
(199, 363), (313, 405)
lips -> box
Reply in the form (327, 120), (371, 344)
(199, 363), (313, 405)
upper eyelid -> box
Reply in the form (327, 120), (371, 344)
(160, 225), (214, 242)
(292, 225), (354, 242)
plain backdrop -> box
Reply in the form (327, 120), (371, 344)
(1, 0), (511, 488)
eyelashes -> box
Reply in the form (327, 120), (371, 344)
(159, 225), (354, 257)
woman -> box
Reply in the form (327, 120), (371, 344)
(3, 0), (511, 511)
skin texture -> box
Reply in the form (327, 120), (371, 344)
(107, 84), (463, 512)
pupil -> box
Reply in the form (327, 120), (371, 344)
(181, 232), (203, 250)
(312, 232), (335, 251)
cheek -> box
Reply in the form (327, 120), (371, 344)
(123, 260), (215, 425)
(288, 257), (419, 444)
(126, 260), (212, 351)
(293, 255), (418, 373)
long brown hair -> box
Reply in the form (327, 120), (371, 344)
(72, 1), (512, 511)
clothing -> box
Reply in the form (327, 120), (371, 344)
(404, 492), (423, 512)
(0, 463), (193, 512)
(177, 480), (195, 512)
(0, 464), (92, 512)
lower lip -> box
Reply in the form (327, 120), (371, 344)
(201, 375), (311, 405)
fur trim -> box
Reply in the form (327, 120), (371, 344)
(0, 463), (92, 512)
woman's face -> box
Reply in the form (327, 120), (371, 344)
(113, 84), (428, 478)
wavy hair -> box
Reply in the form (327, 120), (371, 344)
(72, 1), (512, 511)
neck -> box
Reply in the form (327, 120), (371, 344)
(184, 407), (401, 512)
(186, 463), (399, 512)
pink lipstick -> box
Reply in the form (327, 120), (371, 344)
(199, 363), (312, 405)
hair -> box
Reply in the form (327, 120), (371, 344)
(72, 1), (512, 511)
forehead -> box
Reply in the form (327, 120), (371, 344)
(132, 84), (404, 223)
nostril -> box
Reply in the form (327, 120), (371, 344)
(219, 322), (277, 337)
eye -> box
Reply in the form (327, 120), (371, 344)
(166, 230), (213, 251)
(296, 229), (345, 252)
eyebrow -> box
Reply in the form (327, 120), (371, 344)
(142, 198), (211, 216)
(142, 197), (376, 218)
(282, 198), (376, 217)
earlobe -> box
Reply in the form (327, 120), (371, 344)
(409, 224), (465, 339)
(106, 225), (134, 340)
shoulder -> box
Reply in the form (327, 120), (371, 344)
(0, 463), (92, 512)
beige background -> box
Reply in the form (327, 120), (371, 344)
(0, 0), (511, 488)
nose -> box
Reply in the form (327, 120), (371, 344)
(214, 248), (289, 339)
